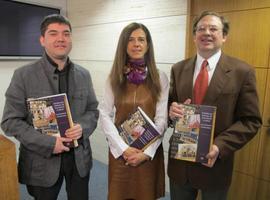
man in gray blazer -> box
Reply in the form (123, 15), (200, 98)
(1, 14), (99, 200)
(168, 11), (261, 200)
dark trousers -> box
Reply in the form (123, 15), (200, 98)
(170, 179), (228, 200)
(27, 150), (90, 200)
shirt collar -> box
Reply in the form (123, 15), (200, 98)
(45, 53), (71, 73)
(196, 50), (222, 71)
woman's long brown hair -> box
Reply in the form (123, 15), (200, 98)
(109, 22), (161, 102)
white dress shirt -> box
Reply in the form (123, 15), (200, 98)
(99, 70), (169, 159)
(193, 50), (222, 86)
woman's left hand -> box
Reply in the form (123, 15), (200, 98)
(125, 152), (150, 167)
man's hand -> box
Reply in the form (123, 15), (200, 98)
(125, 152), (150, 167)
(65, 123), (82, 140)
(203, 144), (219, 168)
(169, 99), (191, 120)
(53, 137), (72, 154)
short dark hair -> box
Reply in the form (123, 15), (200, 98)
(192, 11), (229, 36)
(40, 14), (72, 36)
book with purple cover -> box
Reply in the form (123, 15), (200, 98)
(170, 104), (216, 164)
(118, 107), (161, 150)
(27, 93), (78, 148)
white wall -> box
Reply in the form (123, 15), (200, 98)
(67, 0), (188, 192)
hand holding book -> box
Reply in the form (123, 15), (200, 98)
(123, 146), (151, 167)
(124, 150), (150, 167)
(169, 99), (192, 121)
(53, 137), (72, 154)
(203, 144), (219, 168)
(52, 124), (82, 154)
(123, 147), (142, 160)
(65, 124), (83, 141)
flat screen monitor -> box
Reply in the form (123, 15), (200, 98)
(0, 0), (61, 58)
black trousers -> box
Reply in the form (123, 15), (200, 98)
(27, 150), (90, 200)
(170, 179), (228, 200)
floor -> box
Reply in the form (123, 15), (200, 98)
(19, 159), (170, 200)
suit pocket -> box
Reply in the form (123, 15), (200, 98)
(217, 84), (238, 105)
(31, 156), (46, 179)
(219, 84), (237, 94)
(19, 147), (48, 180)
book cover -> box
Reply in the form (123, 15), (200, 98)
(170, 104), (216, 164)
(118, 107), (161, 150)
(27, 93), (78, 148)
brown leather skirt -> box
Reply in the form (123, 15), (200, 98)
(108, 145), (165, 200)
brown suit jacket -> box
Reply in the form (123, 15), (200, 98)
(167, 53), (262, 189)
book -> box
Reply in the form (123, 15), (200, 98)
(170, 104), (216, 164)
(27, 93), (78, 148)
(118, 107), (161, 150)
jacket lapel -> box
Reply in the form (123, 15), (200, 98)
(41, 55), (59, 94)
(68, 63), (76, 97)
(203, 54), (233, 104)
(179, 57), (195, 102)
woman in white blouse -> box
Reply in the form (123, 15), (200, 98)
(99, 22), (169, 200)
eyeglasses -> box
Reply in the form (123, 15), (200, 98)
(196, 25), (222, 34)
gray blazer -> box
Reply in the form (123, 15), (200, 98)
(1, 55), (99, 187)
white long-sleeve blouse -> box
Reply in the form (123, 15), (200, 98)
(99, 70), (169, 159)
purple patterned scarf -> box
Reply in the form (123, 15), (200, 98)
(124, 59), (147, 84)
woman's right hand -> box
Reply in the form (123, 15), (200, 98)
(123, 147), (141, 161)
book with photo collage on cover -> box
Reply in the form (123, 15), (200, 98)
(170, 104), (216, 164)
(118, 107), (161, 150)
(27, 93), (78, 148)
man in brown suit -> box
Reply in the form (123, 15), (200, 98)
(168, 11), (262, 200)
